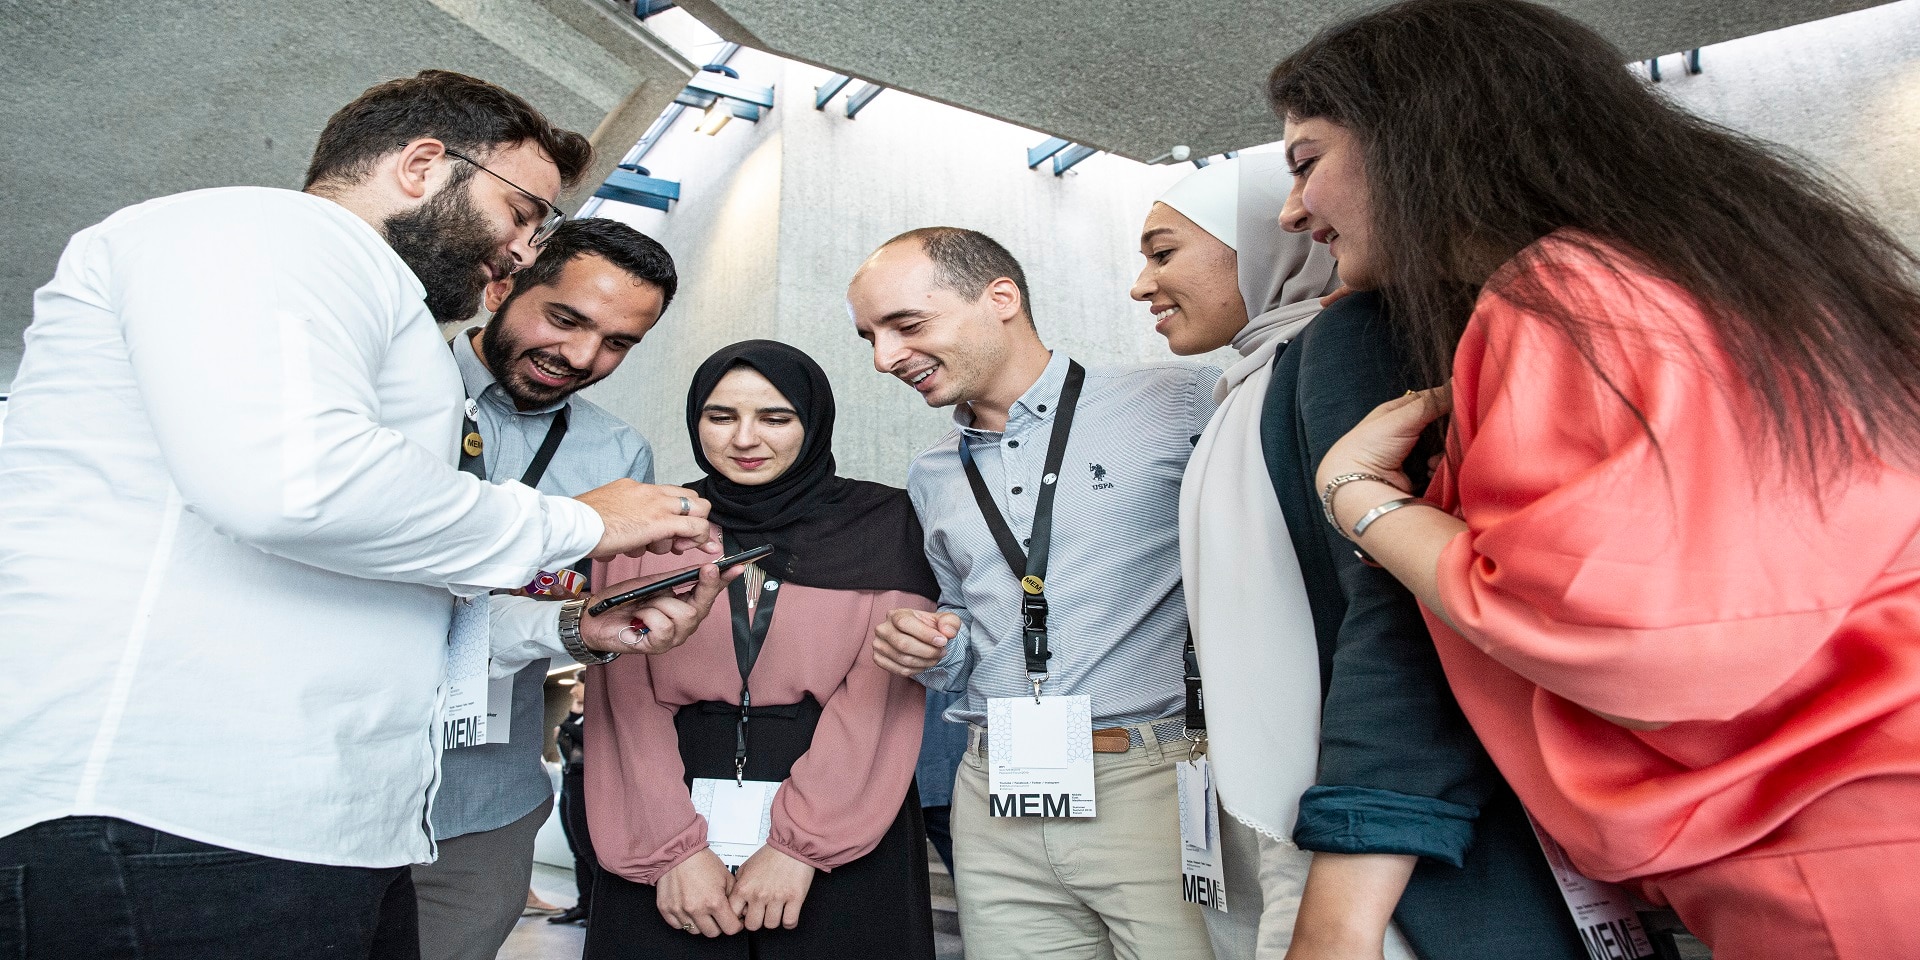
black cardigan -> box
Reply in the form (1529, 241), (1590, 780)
(1259, 291), (1584, 960)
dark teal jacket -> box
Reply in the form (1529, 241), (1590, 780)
(1260, 292), (1585, 960)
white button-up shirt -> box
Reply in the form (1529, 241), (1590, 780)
(0, 187), (604, 867)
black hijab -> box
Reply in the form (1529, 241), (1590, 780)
(686, 340), (939, 600)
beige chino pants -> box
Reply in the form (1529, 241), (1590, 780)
(951, 722), (1213, 960)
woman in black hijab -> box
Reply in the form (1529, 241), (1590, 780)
(584, 340), (939, 960)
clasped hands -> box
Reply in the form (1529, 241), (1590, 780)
(656, 846), (817, 937)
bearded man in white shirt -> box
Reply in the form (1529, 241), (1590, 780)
(0, 70), (731, 959)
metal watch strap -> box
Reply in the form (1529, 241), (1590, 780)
(558, 597), (616, 666)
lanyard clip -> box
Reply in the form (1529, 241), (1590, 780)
(735, 757), (745, 786)
(1029, 673), (1047, 704)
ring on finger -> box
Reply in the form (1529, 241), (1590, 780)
(677, 496), (691, 516)
(619, 624), (652, 647)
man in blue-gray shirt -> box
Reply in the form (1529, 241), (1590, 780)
(850, 227), (1217, 960)
(413, 218), (675, 960)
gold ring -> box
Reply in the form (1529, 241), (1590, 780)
(684, 922), (698, 933)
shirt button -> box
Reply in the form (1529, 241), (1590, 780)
(1007, 440), (1019, 448)
(1023, 538), (1031, 547)
(1012, 486), (1024, 495)
(1038, 405), (1048, 413)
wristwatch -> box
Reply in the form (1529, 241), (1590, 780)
(557, 597), (616, 666)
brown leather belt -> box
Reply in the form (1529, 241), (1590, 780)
(1091, 728), (1132, 754)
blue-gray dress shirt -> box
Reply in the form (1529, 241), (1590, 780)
(909, 351), (1219, 729)
(432, 329), (654, 840)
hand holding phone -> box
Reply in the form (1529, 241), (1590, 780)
(587, 544), (774, 616)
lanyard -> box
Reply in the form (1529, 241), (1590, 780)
(459, 401), (568, 488)
(1183, 634), (1205, 735)
(1183, 633), (1206, 760)
(956, 360), (1085, 701)
(724, 533), (779, 783)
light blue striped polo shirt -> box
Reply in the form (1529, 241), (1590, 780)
(910, 351), (1221, 729)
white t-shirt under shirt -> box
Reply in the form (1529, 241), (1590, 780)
(0, 187), (604, 867)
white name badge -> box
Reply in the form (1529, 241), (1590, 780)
(692, 778), (781, 867)
(442, 595), (491, 749)
(986, 695), (1096, 817)
(482, 673), (514, 745)
(1176, 755), (1228, 912)
(1525, 812), (1655, 960)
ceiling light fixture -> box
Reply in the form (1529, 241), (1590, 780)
(695, 100), (732, 136)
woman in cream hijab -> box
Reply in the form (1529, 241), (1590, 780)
(1133, 156), (1584, 960)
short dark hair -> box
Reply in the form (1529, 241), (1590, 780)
(305, 70), (593, 192)
(882, 227), (1035, 328)
(498, 218), (678, 315)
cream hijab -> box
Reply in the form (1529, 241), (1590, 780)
(1168, 155), (1340, 843)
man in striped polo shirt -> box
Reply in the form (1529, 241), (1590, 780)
(850, 227), (1217, 959)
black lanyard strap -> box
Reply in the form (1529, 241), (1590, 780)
(461, 404), (569, 488)
(1183, 633), (1206, 736)
(956, 360), (1086, 698)
(724, 533), (780, 782)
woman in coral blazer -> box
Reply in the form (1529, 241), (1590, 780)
(1267, 1), (1920, 958)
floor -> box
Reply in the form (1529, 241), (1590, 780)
(498, 858), (966, 960)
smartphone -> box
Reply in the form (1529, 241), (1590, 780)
(586, 543), (774, 616)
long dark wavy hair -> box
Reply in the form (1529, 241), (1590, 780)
(1268, 0), (1920, 482)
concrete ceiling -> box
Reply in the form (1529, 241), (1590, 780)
(0, 0), (690, 386)
(677, 0), (1894, 161)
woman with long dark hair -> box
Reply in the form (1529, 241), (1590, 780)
(1132, 156), (1580, 960)
(582, 340), (938, 960)
(1270, 1), (1920, 956)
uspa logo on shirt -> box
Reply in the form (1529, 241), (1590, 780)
(1088, 463), (1114, 491)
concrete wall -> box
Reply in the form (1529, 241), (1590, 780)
(583, 1), (1920, 487)
(0, 0), (690, 388)
(583, 50), (1197, 487)
(1643, 0), (1920, 250)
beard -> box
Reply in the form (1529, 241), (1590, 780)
(480, 304), (599, 409)
(382, 175), (512, 323)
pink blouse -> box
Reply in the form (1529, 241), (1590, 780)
(583, 547), (931, 884)
(1426, 232), (1920, 882)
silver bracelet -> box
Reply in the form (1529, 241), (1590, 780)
(558, 597), (617, 666)
(1320, 472), (1396, 529)
(1350, 496), (1437, 539)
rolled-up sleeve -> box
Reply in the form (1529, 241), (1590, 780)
(1286, 293), (1495, 865)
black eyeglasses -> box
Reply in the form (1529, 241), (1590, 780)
(443, 147), (565, 246)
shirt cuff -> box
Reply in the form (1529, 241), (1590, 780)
(913, 619), (973, 693)
(542, 493), (605, 571)
(488, 594), (567, 674)
(1292, 785), (1480, 867)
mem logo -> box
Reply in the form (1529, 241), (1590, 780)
(1088, 463), (1113, 491)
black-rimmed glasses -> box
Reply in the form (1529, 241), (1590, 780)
(443, 147), (565, 246)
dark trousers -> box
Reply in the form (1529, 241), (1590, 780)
(559, 767), (598, 911)
(923, 804), (954, 875)
(0, 816), (419, 960)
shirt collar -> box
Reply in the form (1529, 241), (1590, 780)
(454, 326), (568, 417)
(955, 350), (1070, 438)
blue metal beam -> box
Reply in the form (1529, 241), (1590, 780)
(595, 168), (682, 212)
(815, 74), (852, 110)
(844, 83), (884, 118)
(1053, 144), (1097, 175)
(684, 71), (775, 108)
(634, 0), (676, 17)
(1027, 137), (1071, 169)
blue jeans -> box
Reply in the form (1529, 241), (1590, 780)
(0, 816), (418, 960)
